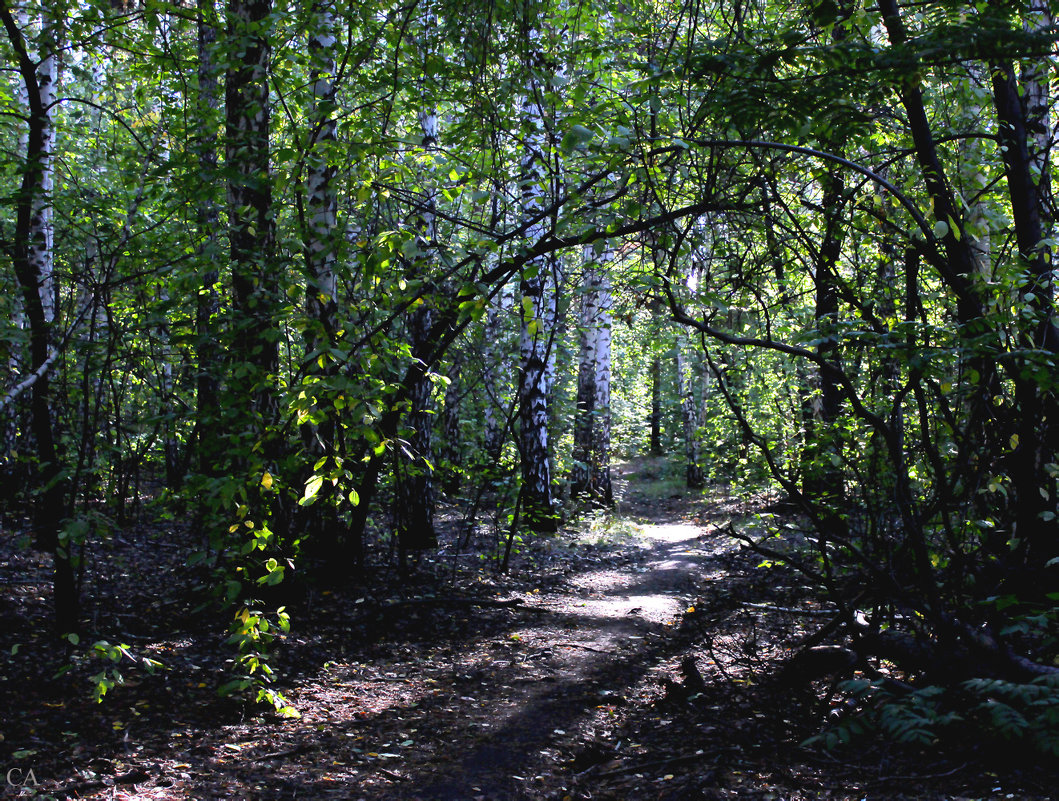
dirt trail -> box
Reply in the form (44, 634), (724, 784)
(11, 459), (1052, 799)
(410, 509), (730, 800)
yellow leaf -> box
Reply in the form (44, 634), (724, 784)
(261, 472), (273, 490)
(1010, 434), (1019, 449)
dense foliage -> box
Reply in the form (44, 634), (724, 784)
(1, 0), (1057, 748)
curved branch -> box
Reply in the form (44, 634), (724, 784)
(665, 138), (940, 250)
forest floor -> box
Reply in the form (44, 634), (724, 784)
(1, 457), (1055, 800)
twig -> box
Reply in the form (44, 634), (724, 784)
(866, 762), (969, 786)
(559, 642), (615, 654)
(740, 602), (838, 616)
(335, 677), (413, 684)
(259, 745), (309, 760)
(594, 750), (727, 778)
(380, 596), (526, 609)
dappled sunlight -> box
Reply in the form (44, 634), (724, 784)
(638, 522), (701, 544)
(568, 593), (684, 624)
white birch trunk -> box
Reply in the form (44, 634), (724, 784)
(29, 2), (57, 325)
(571, 245), (613, 504)
(961, 63), (993, 276)
(295, 0), (343, 550)
(305, 0), (339, 339)
(517, 19), (560, 531)
(1023, 0), (1054, 289)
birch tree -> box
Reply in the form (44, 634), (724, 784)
(571, 244), (613, 505)
(517, 4), (561, 531)
(224, 0), (282, 531)
(0, 0), (75, 629)
(298, 0), (342, 550)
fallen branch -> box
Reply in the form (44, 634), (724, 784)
(376, 767), (410, 782)
(594, 749), (729, 778)
(740, 602), (838, 616)
(866, 762), (969, 786)
(380, 596), (526, 609)
(558, 642), (614, 654)
(259, 744), (310, 760)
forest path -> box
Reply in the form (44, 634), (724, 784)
(401, 459), (740, 800)
(23, 459), (761, 801)
(16, 460), (1055, 800)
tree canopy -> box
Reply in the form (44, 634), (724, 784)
(2, 0), (1058, 758)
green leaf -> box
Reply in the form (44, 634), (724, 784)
(299, 475), (324, 506)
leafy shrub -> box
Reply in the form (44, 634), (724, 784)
(805, 674), (1059, 756)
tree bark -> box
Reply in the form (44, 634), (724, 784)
(195, 0), (222, 484)
(0, 0), (76, 630)
(989, 33), (1059, 566)
(225, 0), (282, 537)
(571, 246), (613, 505)
(649, 354), (663, 454)
(397, 5), (440, 551)
(517, 8), (561, 531)
(675, 334), (704, 489)
(298, 0), (343, 556)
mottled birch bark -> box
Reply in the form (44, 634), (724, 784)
(571, 246), (613, 505)
(29, 2), (57, 326)
(225, 0), (281, 512)
(298, 0), (343, 553)
(304, 0), (338, 344)
(517, 15), (560, 531)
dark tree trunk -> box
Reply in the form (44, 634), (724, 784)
(0, 2), (76, 631)
(397, 304), (438, 551)
(224, 0), (285, 541)
(990, 59), (1059, 566)
(649, 355), (663, 455)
